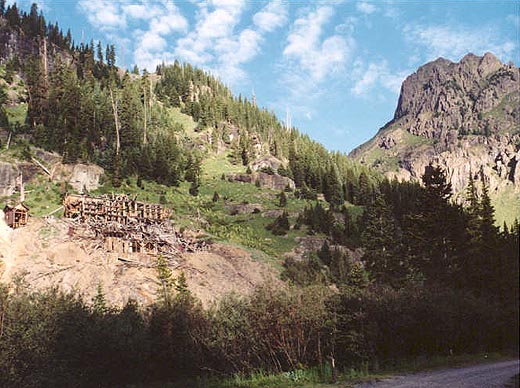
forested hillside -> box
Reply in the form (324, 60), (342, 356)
(0, 3), (518, 388)
(0, 2), (377, 203)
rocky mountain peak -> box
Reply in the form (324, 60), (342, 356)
(351, 53), (520, 223)
(393, 52), (518, 139)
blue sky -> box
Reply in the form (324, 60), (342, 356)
(9, 0), (520, 153)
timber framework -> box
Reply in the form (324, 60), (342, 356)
(63, 193), (170, 224)
(62, 193), (204, 257)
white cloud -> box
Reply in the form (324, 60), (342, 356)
(283, 6), (352, 82)
(210, 28), (263, 84)
(77, 0), (189, 70)
(404, 24), (517, 63)
(351, 60), (408, 96)
(253, 0), (289, 32)
(171, 0), (286, 85)
(351, 62), (381, 95)
(173, 0), (246, 67)
(335, 16), (358, 34)
(77, 0), (126, 31)
(356, 2), (376, 14)
(122, 4), (150, 20)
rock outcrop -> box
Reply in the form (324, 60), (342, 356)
(0, 17), (73, 71)
(351, 53), (519, 211)
(0, 161), (19, 197)
(227, 171), (295, 191)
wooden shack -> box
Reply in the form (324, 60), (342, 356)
(4, 203), (29, 229)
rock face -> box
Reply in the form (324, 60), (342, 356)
(0, 18), (73, 71)
(0, 161), (19, 197)
(351, 53), (520, 209)
(52, 163), (104, 193)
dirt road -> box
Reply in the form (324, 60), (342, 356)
(356, 360), (519, 387)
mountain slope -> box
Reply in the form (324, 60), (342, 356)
(351, 53), (519, 222)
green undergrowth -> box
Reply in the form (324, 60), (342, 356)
(4, 103), (27, 125)
(202, 152), (246, 177)
(22, 179), (63, 217)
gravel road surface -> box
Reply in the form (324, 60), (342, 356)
(356, 359), (519, 387)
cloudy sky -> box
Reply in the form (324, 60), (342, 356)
(10, 0), (520, 152)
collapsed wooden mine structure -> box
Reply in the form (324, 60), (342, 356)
(62, 193), (204, 257)
(63, 193), (170, 224)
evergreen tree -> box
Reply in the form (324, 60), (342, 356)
(361, 192), (407, 287)
(156, 255), (174, 308)
(92, 283), (108, 315)
(278, 190), (287, 207)
(357, 172), (372, 205)
(317, 240), (332, 266)
(189, 179), (200, 196)
(463, 180), (499, 293)
(323, 164), (343, 208)
(403, 165), (463, 284)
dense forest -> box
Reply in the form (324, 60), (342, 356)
(0, 3), (518, 387)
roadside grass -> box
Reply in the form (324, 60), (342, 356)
(504, 373), (519, 388)
(168, 351), (517, 388)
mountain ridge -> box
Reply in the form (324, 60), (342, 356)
(351, 52), (519, 222)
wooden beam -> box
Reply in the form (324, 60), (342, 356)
(31, 157), (51, 176)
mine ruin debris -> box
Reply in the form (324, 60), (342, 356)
(63, 193), (206, 257)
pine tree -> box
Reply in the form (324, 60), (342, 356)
(189, 180), (199, 196)
(471, 181), (498, 292)
(362, 192), (407, 287)
(404, 165), (462, 284)
(323, 164), (343, 208)
(357, 172), (372, 206)
(156, 255), (174, 307)
(175, 272), (190, 295)
(278, 190), (287, 207)
(317, 240), (332, 266)
(92, 283), (108, 315)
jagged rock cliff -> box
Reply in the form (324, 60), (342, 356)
(0, 18), (73, 70)
(351, 53), (519, 215)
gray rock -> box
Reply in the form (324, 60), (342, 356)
(0, 161), (19, 197)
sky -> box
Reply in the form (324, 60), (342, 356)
(8, 0), (520, 153)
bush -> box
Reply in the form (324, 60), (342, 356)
(266, 211), (290, 235)
(260, 166), (275, 175)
